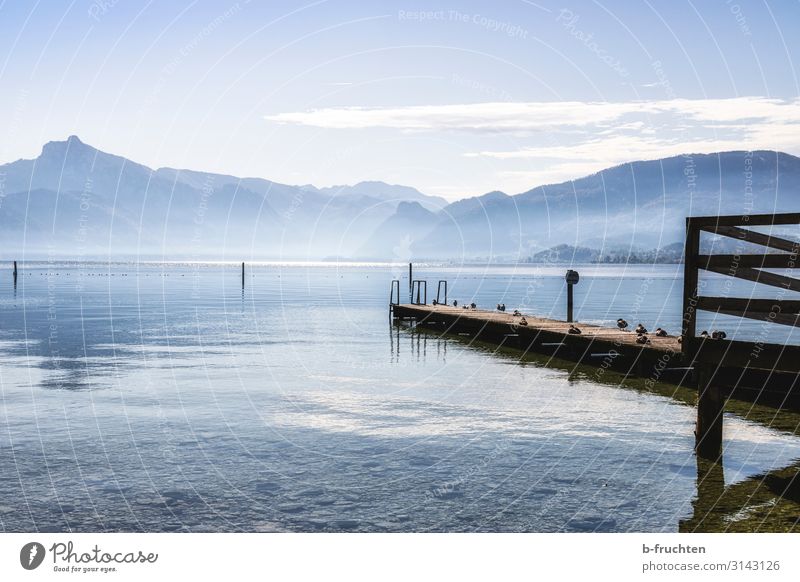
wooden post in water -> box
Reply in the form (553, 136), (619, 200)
(13, 261), (18, 284)
(695, 363), (723, 461)
(408, 262), (412, 302)
(241, 262), (245, 288)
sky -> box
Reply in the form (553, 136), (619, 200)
(1, 0), (799, 201)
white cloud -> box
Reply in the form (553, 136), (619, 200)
(465, 135), (750, 162)
(265, 97), (800, 133)
(264, 96), (800, 196)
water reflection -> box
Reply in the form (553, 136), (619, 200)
(681, 459), (800, 532)
(2, 263), (799, 532)
(398, 322), (800, 532)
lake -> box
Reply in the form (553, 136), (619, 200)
(1, 261), (799, 532)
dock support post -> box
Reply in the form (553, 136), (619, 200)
(408, 263), (412, 302)
(695, 364), (723, 461)
(13, 260), (18, 284)
(242, 262), (245, 288)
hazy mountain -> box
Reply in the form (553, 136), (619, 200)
(1, 138), (797, 260)
(0, 136), (437, 258)
(355, 201), (439, 259)
(413, 151), (800, 259)
(314, 181), (447, 212)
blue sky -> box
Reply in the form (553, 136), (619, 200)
(1, 0), (799, 200)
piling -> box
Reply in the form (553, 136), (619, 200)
(13, 260), (18, 283)
(695, 363), (724, 461)
(408, 263), (413, 302)
(241, 262), (245, 288)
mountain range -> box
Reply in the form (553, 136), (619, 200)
(1, 136), (797, 260)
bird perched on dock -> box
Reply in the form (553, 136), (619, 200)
(432, 299), (438, 306)
(519, 317), (528, 326)
(617, 318), (628, 331)
(453, 300), (458, 307)
(512, 310), (521, 317)
(470, 302), (477, 309)
(635, 323), (648, 335)
(711, 330), (727, 340)
(699, 330), (709, 338)
(654, 328), (667, 337)
(636, 334), (650, 345)
(497, 303), (501, 310)
(568, 325), (582, 335)
(677, 335), (683, 344)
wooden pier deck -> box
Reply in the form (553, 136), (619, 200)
(392, 303), (685, 380)
(395, 304), (680, 351)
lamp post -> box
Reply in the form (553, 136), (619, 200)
(565, 269), (579, 322)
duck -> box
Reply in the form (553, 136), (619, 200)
(513, 310), (522, 317)
(453, 300), (458, 307)
(568, 325), (582, 335)
(519, 317), (528, 326)
(636, 334), (650, 345)
(699, 330), (709, 338)
(497, 303), (502, 311)
(470, 302), (477, 310)
(635, 323), (648, 335)
(654, 328), (667, 337)
(711, 330), (727, 340)
(617, 318), (628, 331)
(500, 303), (506, 312)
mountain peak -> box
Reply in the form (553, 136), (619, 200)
(41, 134), (93, 157)
(395, 200), (433, 217)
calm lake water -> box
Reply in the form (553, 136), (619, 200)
(1, 261), (799, 532)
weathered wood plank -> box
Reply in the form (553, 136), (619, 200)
(696, 296), (800, 319)
(703, 224), (800, 253)
(697, 254), (800, 269)
(686, 337), (800, 372)
(702, 264), (800, 293)
(689, 212), (800, 228)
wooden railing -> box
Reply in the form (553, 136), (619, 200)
(682, 212), (800, 459)
(682, 212), (800, 373)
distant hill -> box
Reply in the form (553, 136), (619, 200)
(413, 151), (800, 259)
(526, 242), (685, 264)
(313, 181), (447, 212)
(1, 138), (797, 260)
(355, 201), (439, 259)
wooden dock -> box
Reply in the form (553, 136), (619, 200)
(392, 212), (800, 461)
(392, 303), (685, 379)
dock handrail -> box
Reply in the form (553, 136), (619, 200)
(435, 280), (447, 305)
(682, 212), (800, 459)
(411, 280), (427, 305)
(389, 279), (400, 307)
(682, 212), (800, 372)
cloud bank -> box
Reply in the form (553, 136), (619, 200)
(266, 97), (800, 192)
